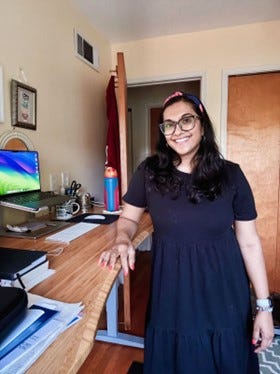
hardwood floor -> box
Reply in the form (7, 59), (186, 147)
(78, 251), (151, 374)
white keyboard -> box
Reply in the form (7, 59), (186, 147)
(45, 222), (99, 243)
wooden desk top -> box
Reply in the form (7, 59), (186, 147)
(0, 212), (153, 373)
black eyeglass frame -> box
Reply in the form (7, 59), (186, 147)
(159, 114), (201, 136)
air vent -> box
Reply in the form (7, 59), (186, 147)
(74, 29), (99, 71)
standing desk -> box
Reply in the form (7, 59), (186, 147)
(0, 211), (153, 373)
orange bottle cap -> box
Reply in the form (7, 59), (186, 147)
(104, 167), (118, 178)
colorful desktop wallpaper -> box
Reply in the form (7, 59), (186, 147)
(0, 150), (40, 195)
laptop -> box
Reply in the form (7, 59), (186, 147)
(0, 149), (70, 212)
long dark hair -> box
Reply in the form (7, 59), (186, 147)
(145, 91), (226, 203)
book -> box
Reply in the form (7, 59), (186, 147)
(0, 260), (54, 290)
(0, 247), (47, 281)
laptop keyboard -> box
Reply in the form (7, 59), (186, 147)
(1, 191), (55, 204)
(0, 191), (70, 212)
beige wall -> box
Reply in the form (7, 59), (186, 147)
(0, 3), (279, 225)
(112, 21), (280, 139)
(0, 0), (112, 223)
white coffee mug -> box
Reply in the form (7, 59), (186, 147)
(56, 200), (80, 220)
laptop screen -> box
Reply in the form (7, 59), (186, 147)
(0, 150), (41, 196)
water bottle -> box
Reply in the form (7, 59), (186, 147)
(104, 167), (119, 211)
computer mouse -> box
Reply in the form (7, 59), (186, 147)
(85, 214), (106, 220)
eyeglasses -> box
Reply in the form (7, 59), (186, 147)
(159, 115), (200, 136)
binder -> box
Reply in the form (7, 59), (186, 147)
(0, 247), (47, 281)
(0, 304), (58, 359)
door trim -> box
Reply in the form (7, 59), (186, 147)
(220, 64), (280, 157)
(127, 70), (207, 104)
(127, 71), (207, 168)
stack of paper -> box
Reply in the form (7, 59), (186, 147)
(0, 293), (84, 374)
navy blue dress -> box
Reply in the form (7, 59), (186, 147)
(124, 160), (259, 374)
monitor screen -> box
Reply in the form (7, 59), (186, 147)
(0, 150), (40, 196)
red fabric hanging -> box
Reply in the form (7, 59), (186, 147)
(105, 75), (121, 196)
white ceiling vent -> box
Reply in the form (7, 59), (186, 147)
(74, 29), (99, 71)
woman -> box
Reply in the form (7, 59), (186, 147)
(99, 91), (274, 373)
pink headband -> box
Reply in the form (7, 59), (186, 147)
(163, 91), (204, 113)
(163, 91), (183, 106)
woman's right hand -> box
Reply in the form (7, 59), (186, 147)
(98, 240), (135, 276)
(98, 202), (144, 275)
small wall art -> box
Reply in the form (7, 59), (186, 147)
(11, 79), (37, 130)
(0, 66), (4, 123)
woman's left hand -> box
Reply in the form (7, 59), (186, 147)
(252, 311), (274, 352)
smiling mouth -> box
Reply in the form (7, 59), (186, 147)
(174, 137), (190, 143)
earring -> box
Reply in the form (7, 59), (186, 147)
(166, 142), (169, 148)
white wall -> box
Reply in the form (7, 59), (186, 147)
(1, 3), (279, 224)
(112, 21), (280, 140)
(0, 0), (112, 223)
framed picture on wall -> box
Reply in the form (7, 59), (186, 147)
(11, 79), (37, 130)
(0, 66), (4, 123)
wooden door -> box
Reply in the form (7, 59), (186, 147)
(150, 107), (161, 155)
(116, 52), (128, 195)
(227, 72), (280, 292)
(115, 52), (131, 330)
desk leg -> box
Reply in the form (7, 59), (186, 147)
(123, 271), (131, 330)
(96, 280), (144, 348)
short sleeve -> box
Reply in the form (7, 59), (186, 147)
(123, 162), (147, 208)
(230, 163), (257, 221)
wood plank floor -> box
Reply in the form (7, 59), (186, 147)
(78, 251), (151, 374)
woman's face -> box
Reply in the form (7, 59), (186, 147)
(163, 101), (204, 165)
